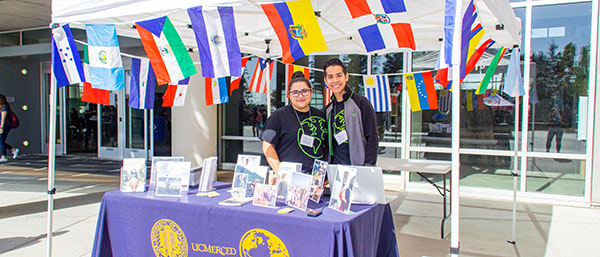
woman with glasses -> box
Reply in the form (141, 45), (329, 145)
(260, 71), (327, 176)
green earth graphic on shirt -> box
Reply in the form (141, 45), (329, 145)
(334, 109), (348, 143)
(296, 116), (327, 158)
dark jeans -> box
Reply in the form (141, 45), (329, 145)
(546, 126), (563, 152)
(0, 126), (12, 156)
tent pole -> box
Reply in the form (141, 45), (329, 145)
(508, 96), (520, 244)
(47, 64), (57, 257)
(450, 0), (463, 255)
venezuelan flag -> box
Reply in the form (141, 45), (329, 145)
(262, 0), (328, 63)
(405, 71), (438, 112)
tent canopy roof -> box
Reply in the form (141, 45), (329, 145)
(52, 0), (521, 59)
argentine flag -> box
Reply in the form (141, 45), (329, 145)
(85, 24), (125, 90)
(52, 24), (85, 88)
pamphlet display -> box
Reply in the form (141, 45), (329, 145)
(155, 161), (191, 197)
(233, 164), (268, 197)
(198, 156), (218, 192)
(236, 154), (261, 166)
(221, 164), (268, 206)
(231, 173), (248, 198)
(276, 162), (302, 198)
(120, 158), (147, 192)
(252, 183), (278, 208)
(309, 160), (328, 203)
(149, 156), (184, 188)
(328, 166), (357, 214)
(285, 172), (312, 211)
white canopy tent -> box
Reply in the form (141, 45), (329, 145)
(48, 0), (521, 256)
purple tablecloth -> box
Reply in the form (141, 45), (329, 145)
(91, 183), (398, 257)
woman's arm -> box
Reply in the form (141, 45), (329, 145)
(262, 141), (280, 183)
(0, 110), (6, 133)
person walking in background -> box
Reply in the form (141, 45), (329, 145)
(546, 104), (568, 153)
(0, 94), (19, 162)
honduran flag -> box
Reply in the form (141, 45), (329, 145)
(405, 71), (438, 112)
(249, 58), (274, 94)
(85, 24), (125, 90)
(230, 56), (250, 94)
(344, 0), (415, 52)
(163, 78), (190, 107)
(188, 6), (241, 78)
(135, 16), (197, 85)
(52, 24), (85, 88)
(81, 45), (110, 105)
(205, 77), (229, 106)
(363, 75), (391, 112)
(261, 0), (328, 64)
(129, 58), (157, 109)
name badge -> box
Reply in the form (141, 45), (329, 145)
(300, 134), (315, 147)
(334, 130), (348, 145)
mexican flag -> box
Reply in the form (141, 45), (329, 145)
(135, 16), (197, 85)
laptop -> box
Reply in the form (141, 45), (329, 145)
(327, 165), (386, 205)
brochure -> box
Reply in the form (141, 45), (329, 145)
(236, 154), (261, 166)
(218, 197), (252, 206)
(285, 172), (312, 211)
(252, 183), (278, 208)
(276, 162), (302, 199)
(120, 158), (147, 192)
(155, 176), (183, 197)
(155, 161), (191, 197)
(309, 160), (328, 203)
(149, 156), (184, 186)
(233, 164), (268, 197)
(198, 157), (218, 192)
(231, 173), (248, 198)
(328, 165), (357, 214)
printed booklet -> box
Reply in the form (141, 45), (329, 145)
(149, 156), (184, 188)
(198, 157), (218, 192)
(232, 164), (268, 197)
(285, 172), (312, 211)
(252, 183), (278, 208)
(309, 160), (328, 203)
(276, 162), (302, 199)
(328, 165), (357, 214)
(155, 161), (191, 197)
(236, 154), (261, 166)
(120, 158), (147, 192)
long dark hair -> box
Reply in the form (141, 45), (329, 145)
(288, 70), (311, 93)
(0, 94), (11, 112)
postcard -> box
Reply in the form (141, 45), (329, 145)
(328, 165), (357, 214)
(252, 183), (278, 208)
(309, 160), (328, 203)
(236, 154), (261, 166)
(276, 162), (301, 198)
(155, 176), (183, 197)
(120, 158), (147, 192)
(149, 156), (184, 185)
(155, 161), (191, 195)
(233, 164), (268, 197)
(198, 157), (218, 192)
(231, 173), (248, 198)
(285, 172), (312, 211)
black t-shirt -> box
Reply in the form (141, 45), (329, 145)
(260, 105), (327, 173)
(330, 101), (351, 165)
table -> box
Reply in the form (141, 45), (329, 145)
(91, 183), (399, 257)
(377, 157), (452, 239)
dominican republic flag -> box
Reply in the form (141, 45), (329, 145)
(205, 77), (229, 106)
(85, 24), (125, 90)
(249, 58), (274, 94)
(129, 58), (157, 109)
(81, 45), (110, 105)
(363, 75), (391, 112)
(230, 56), (250, 94)
(503, 48), (525, 97)
(163, 78), (190, 107)
(344, 0), (415, 52)
(405, 71), (438, 112)
(52, 24), (85, 88)
(136, 16), (197, 85)
(188, 6), (241, 78)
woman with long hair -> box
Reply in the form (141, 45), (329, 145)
(0, 94), (19, 162)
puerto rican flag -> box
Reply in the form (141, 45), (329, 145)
(248, 58), (274, 94)
(205, 77), (229, 106)
(324, 86), (333, 106)
(343, 0), (415, 52)
(162, 78), (190, 107)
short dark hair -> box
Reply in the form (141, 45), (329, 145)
(322, 58), (347, 75)
(288, 71), (311, 93)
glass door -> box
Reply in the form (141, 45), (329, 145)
(98, 91), (123, 159)
(41, 63), (64, 155)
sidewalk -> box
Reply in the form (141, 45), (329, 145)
(1, 154), (599, 256)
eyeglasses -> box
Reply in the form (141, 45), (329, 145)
(289, 88), (312, 98)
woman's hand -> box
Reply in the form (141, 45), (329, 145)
(0, 127), (3, 134)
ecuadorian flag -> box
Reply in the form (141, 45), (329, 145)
(262, 0), (328, 64)
(405, 71), (438, 112)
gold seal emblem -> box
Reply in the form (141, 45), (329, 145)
(239, 228), (289, 257)
(150, 219), (188, 257)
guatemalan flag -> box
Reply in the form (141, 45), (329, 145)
(344, 0), (415, 52)
(85, 24), (125, 90)
(163, 78), (190, 107)
(363, 75), (391, 112)
(129, 58), (157, 109)
(249, 58), (274, 94)
(135, 16), (197, 85)
(205, 77), (229, 106)
(188, 6), (241, 78)
(52, 24), (85, 88)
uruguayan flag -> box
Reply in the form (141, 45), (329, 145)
(129, 58), (156, 109)
(363, 75), (391, 112)
(52, 24), (85, 88)
(85, 24), (125, 90)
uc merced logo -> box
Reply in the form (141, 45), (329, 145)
(288, 24), (307, 40)
(98, 50), (108, 64)
(239, 228), (289, 257)
(151, 219), (188, 257)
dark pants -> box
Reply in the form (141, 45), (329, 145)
(546, 126), (563, 152)
(0, 126), (12, 156)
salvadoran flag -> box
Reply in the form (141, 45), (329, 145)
(344, 0), (415, 52)
(249, 58), (274, 94)
(162, 78), (190, 107)
(230, 56), (250, 94)
(503, 48), (525, 97)
(363, 75), (392, 112)
(52, 24), (85, 88)
(85, 24), (125, 90)
(129, 58), (156, 109)
(188, 6), (241, 78)
(205, 77), (229, 106)
(135, 16), (197, 85)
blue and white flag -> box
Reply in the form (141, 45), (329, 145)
(52, 24), (85, 88)
(435, 0), (456, 70)
(363, 75), (391, 112)
(503, 48), (525, 97)
(85, 24), (125, 90)
(129, 58), (156, 109)
(188, 6), (241, 78)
